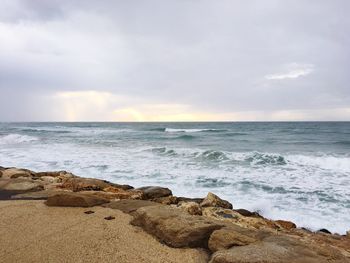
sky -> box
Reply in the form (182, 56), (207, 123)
(0, 0), (349, 121)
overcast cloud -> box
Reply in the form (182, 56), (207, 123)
(0, 0), (349, 121)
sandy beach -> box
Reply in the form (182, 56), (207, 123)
(0, 200), (206, 263)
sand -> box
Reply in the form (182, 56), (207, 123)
(0, 200), (207, 263)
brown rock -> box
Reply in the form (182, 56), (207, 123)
(153, 195), (179, 205)
(80, 189), (143, 200)
(200, 192), (233, 209)
(103, 199), (161, 214)
(103, 186), (143, 199)
(178, 201), (202, 215)
(209, 235), (349, 263)
(40, 176), (61, 184)
(202, 207), (280, 231)
(177, 196), (204, 204)
(208, 226), (260, 252)
(234, 209), (261, 218)
(11, 190), (60, 200)
(45, 192), (109, 207)
(1, 168), (35, 179)
(137, 186), (172, 199)
(131, 205), (224, 248)
(276, 219), (297, 230)
(0, 178), (44, 192)
(61, 177), (132, 192)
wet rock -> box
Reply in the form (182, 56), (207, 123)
(178, 201), (202, 215)
(210, 235), (349, 263)
(177, 196), (204, 204)
(276, 220), (297, 230)
(200, 192), (233, 209)
(318, 228), (332, 234)
(1, 168), (35, 179)
(45, 192), (109, 207)
(0, 178), (44, 192)
(208, 226), (261, 252)
(137, 186), (172, 199)
(103, 199), (161, 214)
(131, 205), (224, 248)
(234, 209), (261, 218)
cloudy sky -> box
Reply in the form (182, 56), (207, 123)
(0, 0), (349, 121)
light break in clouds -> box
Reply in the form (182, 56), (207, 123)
(0, 0), (349, 121)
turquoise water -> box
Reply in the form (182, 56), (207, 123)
(0, 122), (349, 233)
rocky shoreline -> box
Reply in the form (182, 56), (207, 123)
(1, 166), (349, 263)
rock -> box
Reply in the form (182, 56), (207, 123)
(131, 205), (224, 248)
(318, 228), (332, 234)
(80, 189), (143, 200)
(103, 187), (143, 199)
(209, 235), (349, 263)
(11, 190), (58, 200)
(61, 177), (132, 192)
(0, 178), (44, 192)
(1, 168), (35, 179)
(208, 226), (260, 252)
(137, 186), (172, 199)
(347, 230), (350, 238)
(40, 176), (61, 184)
(153, 195), (179, 205)
(234, 209), (261, 218)
(200, 192), (233, 209)
(103, 199), (161, 214)
(177, 196), (204, 204)
(202, 207), (280, 231)
(178, 201), (202, 215)
(45, 192), (109, 207)
(36, 171), (74, 178)
(276, 220), (297, 230)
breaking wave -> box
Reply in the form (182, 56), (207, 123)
(0, 134), (39, 144)
(165, 128), (226, 133)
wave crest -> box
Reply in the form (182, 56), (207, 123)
(0, 134), (39, 144)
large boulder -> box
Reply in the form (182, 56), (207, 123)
(208, 226), (263, 252)
(131, 205), (224, 248)
(61, 177), (131, 192)
(45, 192), (109, 207)
(203, 207), (279, 231)
(0, 178), (44, 192)
(200, 192), (233, 209)
(209, 235), (349, 263)
(275, 219), (297, 230)
(1, 168), (36, 179)
(103, 199), (161, 214)
(178, 201), (202, 215)
(137, 186), (172, 199)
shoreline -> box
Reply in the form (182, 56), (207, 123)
(1, 166), (350, 262)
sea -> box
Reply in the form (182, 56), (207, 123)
(0, 122), (349, 233)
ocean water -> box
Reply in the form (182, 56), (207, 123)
(0, 122), (349, 233)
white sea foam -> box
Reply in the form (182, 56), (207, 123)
(0, 134), (39, 144)
(165, 128), (223, 133)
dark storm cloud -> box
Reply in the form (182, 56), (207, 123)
(0, 0), (349, 120)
